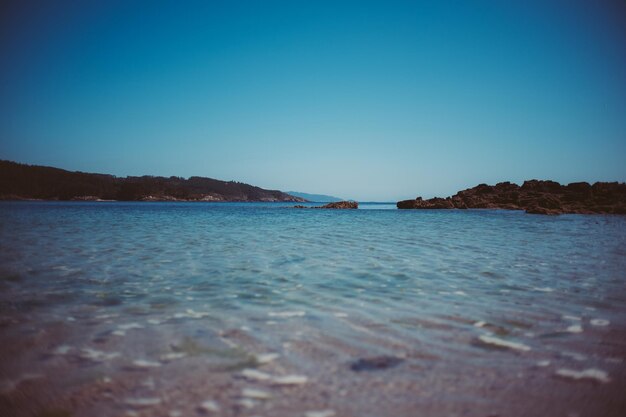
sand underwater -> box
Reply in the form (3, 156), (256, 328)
(1, 202), (625, 417)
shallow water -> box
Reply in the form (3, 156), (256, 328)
(0, 202), (625, 417)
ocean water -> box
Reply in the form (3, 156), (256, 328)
(0, 202), (625, 417)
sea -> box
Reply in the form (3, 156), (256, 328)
(0, 201), (625, 417)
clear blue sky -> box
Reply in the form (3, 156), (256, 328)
(1, 0), (625, 201)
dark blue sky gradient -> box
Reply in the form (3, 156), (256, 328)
(1, 0), (625, 200)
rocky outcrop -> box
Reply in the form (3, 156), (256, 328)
(397, 180), (626, 215)
(294, 201), (358, 209)
(321, 201), (358, 209)
(396, 197), (454, 209)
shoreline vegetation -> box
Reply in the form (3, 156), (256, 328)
(0, 160), (305, 203)
(398, 180), (626, 215)
(2, 160), (625, 214)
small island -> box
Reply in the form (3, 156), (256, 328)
(397, 180), (626, 215)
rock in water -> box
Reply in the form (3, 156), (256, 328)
(295, 201), (358, 209)
(320, 201), (358, 209)
(350, 356), (404, 372)
(396, 180), (626, 214)
(396, 197), (454, 209)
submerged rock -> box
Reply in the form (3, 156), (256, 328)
(350, 355), (404, 372)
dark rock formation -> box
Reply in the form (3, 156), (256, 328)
(294, 201), (358, 209)
(397, 180), (626, 215)
(397, 197), (454, 209)
(350, 356), (404, 372)
(320, 201), (358, 209)
(0, 160), (306, 202)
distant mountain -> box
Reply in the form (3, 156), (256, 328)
(286, 191), (343, 202)
(0, 160), (306, 202)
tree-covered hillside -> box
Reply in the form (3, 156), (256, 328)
(0, 160), (304, 202)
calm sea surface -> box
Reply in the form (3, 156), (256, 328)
(1, 202), (625, 417)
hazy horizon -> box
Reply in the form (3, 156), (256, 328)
(1, 1), (625, 201)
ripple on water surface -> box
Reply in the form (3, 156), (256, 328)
(0, 202), (625, 417)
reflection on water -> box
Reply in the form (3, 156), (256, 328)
(0, 202), (625, 417)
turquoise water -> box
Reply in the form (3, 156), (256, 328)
(1, 202), (625, 417)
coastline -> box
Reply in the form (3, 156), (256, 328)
(0, 160), (306, 203)
(397, 180), (626, 215)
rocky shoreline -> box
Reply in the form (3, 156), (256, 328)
(397, 180), (626, 215)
